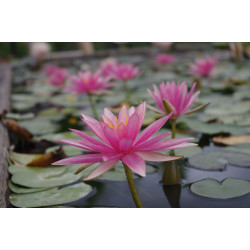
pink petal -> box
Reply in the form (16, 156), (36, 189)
(119, 138), (134, 152)
(124, 113), (140, 140)
(103, 108), (116, 124)
(118, 105), (129, 123)
(140, 137), (195, 151)
(81, 117), (110, 145)
(122, 153), (146, 177)
(164, 142), (197, 150)
(103, 153), (124, 161)
(134, 113), (172, 146)
(69, 129), (112, 149)
(133, 132), (172, 150)
(136, 151), (183, 162)
(52, 153), (104, 165)
(83, 159), (119, 180)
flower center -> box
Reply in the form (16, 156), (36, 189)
(106, 117), (128, 130)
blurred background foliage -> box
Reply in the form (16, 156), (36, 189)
(0, 42), (151, 58)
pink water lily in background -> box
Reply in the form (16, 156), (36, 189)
(53, 102), (196, 180)
(45, 67), (68, 87)
(155, 54), (176, 64)
(99, 58), (118, 77)
(66, 71), (114, 95)
(148, 81), (207, 119)
(189, 56), (217, 77)
(110, 63), (140, 81)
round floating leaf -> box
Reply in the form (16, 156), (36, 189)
(190, 178), (250, 199)
(174, 146), (202, 158)
(181, 118), (245, 135)
(8, 181), (50, 194)
(10, 164), (87, 188)
(8, 152), (38, 166)
(19, 117), (60, 135)
(9, 182), (93, 207)
(46, 145), (84, 156)
(188, 149), (250, 170)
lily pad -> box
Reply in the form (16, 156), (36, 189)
(190, 178), (250, 199)
(181, 118), (245, 135)
(10, 164), (86, 188)
(9, 182), (93, 207)
(188, 149), (250, 170)
(19, 117), (60, 135)
(8, 181), (50, 194)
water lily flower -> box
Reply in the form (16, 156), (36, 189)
(110, 63), (140, 82)
(148, 81), (209, 138)
(66, 70), (114, 120)
(53, 102), (195, 179)
(29, 42), (50, 59)
(44, 65), (61, 75)
(66, 70), (114, 95)
(155, 54), (176, 64)
(189, 56), (217, 77)
(99, 58), (118, 77)
(46, 67), (68, 87)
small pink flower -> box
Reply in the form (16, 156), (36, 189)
(44, 65), (61, 75)
(53, 102), (195, 179)
(110, 63), (140, 81)
(189, 56), (217, 77)
(155, 54), (176, 64)
(44, 65), (68, 87)
(148, 81), (202, 119)
(99, 58), (118, 77)
(66, 71), (114, 95)
(48, 68), (68, 87)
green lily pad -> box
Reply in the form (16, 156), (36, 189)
(19, 117), (60, 135)
(9, 182), (93, 207)
(181, 118), (245, 135)
(5, 112), (34, 121)
(46, 145), (84, 156)
(174, 146), (202, 158)
(190, 178), (250, 199)
(35, 131), (79, 142)
(10, 164), (86, 188)
(8, 151), (39, 165)
(8, 181), (50, 194)
(188, 149), (250, 170)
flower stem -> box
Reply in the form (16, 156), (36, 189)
(123, 164), (143, 208)
(123, 81), (130, 104)
(87, 93), (98, 120)
(171, 119), (176, 139)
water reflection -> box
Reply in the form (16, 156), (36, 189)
(163, 184), (181, 208)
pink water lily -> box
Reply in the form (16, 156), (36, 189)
(66, 70), (114, 95)
(110, 63), (140, 81)
(53, 102), (195, 180)
(189, 56), (217, 77)
(155, 54), (176, 64)
(46, 67), (68, 87)
(99, 58), (118, 77)
(148, 81), (208, 119)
